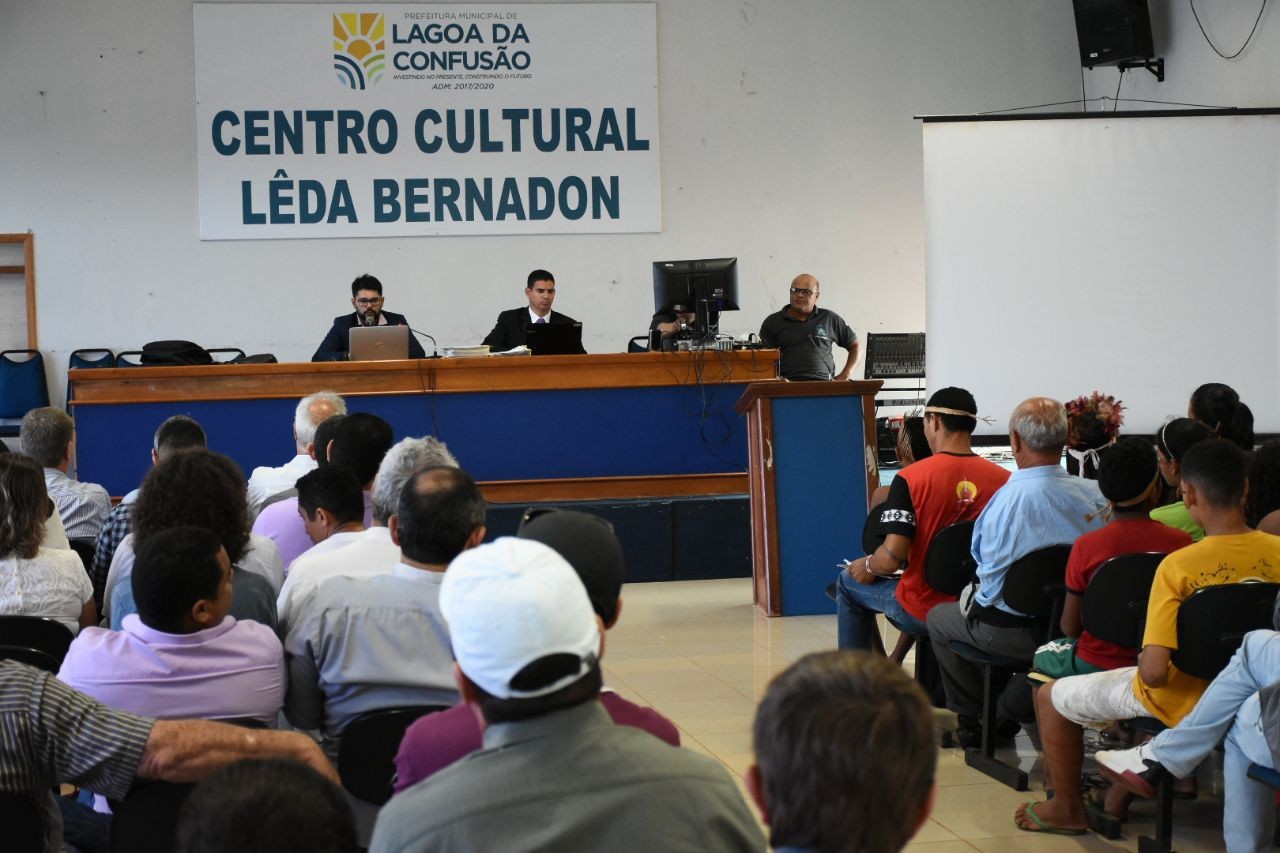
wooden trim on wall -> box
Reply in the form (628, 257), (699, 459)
(1, 233), (37, 349)
(70, 349), (781, 405)
(478, 472), (747, 504)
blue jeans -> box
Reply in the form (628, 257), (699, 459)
(1146, 629), (1279, 853)
(835, 569), (928, 650)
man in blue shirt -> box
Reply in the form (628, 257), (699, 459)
(926, 397), (1105, 746)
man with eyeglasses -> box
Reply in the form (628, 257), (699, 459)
(312, 274), (426, 361)
(759, 273), (859, 381)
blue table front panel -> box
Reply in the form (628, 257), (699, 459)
(771, 395), (868, 616)
(73, 384), (749, 496)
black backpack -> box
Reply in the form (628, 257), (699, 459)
(140, 340), (213, 366)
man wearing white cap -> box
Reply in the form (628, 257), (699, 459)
(369, 537), (765, 853)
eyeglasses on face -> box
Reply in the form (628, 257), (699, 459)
(354, 297), (384, 306)
(790, 287), (816, 297)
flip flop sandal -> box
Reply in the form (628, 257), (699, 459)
(1017, 801), (1088, 836)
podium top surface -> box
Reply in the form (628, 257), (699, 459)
(734, 379), (883, 414)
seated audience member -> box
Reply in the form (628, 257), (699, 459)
(277, 435), (457, 630)
(369, 538), (764, 852)
(837, 387), (1009, 657)
(748, 651), (936, 853)
(293, 465), (367, 565)
(0, 454), (95, 633)
(59, 527), (284, 725)
(253, 412), (391, 568)
(313, 274), (427, 362)
(482, 269), (584, 352)
(284, 466), (481, 757)
(1150, 418), (1214, 541)
(92, 415), (207, 607)
(1033, 437), (1192, 680)
(247, 391), (346, 516)
(1189, 381), (1254, 451)
(393, 508), (679, 791)
(1012, 439), (1280, 835)
(177, 758), (359, 853)
(1246, 440), (1280, 536)
(104, 449), (282, 631)
(0, 659), (335, 852)
(1063, 391), (1124, 478)
(1097, 617), (1280, 853)
(19, 407), (111, 540)
(927, 397), (1106, 748)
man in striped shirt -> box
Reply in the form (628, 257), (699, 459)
(0, 659), (334, 850)
(20, 407), (111, 541)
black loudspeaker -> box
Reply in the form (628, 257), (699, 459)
(1071, 0), (1154, 68)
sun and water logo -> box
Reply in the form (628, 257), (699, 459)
(333, 13), (386, 90)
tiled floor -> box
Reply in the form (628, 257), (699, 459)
(606, 578), (1236, 852)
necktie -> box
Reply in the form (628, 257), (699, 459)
(535, 317), (547, 324)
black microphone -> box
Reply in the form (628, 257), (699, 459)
(362, 310), (378, 327)
(409, 327), (440, 358)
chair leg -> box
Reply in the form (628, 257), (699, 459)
(1138, 772), (1175, 853)
(964, 663), (1029, 791)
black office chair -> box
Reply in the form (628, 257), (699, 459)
(947, 544), (1071, 790)
(911, 519), (977, 708)
(0, 790), (46, 851)
(1126, 581), (1280, 853)
(1073, 552), (1164, 838)
(0, 616), (75, 672)
(68, 537), (96, 575)
(337, 705), (449, 805)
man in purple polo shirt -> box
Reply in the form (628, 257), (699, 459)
(392, 508), (679, 792)
(58, 526), (285, 724)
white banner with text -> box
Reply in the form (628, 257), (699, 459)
(194, 3), (660, 239)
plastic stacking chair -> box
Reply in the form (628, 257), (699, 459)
(0, 350), (50, 437)
(947, 544), (1071, 790)
(66, 348), (115, 411)
(627, 335), (649, 353)
(1126, 581), (1280, 853)
(206, 347), (247, 363)
(0, 615), (74, 672)
(911, 519), (977, 708)
(114, 351), (146, 368)
(337, 706), (449, 805)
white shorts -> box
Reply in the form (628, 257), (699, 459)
(1048, 666), (1150, 727)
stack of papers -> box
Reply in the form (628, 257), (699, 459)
(440, 345), (492, 358)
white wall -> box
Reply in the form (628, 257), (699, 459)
(1, 1), (1082, 400)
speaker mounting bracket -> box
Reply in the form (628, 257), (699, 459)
(1116, 57), (1165, 83)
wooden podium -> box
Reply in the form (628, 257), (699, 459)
(735, 381), (882, 616)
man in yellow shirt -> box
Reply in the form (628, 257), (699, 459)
(1013, 439), (1280, 835)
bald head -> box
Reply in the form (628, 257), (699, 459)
(791, 274), (818, 292)
(1009, 397), (1068, 460)
(788, 273), (820, 317)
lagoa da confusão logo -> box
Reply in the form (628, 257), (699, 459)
(334, 13), (386, 89)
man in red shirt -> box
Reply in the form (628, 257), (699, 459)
(836, 387), (1010, 652)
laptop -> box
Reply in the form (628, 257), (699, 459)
(349, 325), (410, 361)
(525, 322), (584, 355)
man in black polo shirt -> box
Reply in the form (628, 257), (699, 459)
(758, 274), (858, 381)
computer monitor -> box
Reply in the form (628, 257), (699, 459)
(652, 258), (739, 340)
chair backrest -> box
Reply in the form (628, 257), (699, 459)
(68, 537), (96, 573)
(0, 645), (61, 672)
(0, 791), (46, 851)
(115, 351), (146, 368)
(0, 350), (50, 418)
(110, 781), (197, 853)
(206, 347), (247, 363)
(68, 349), (115, 371)
(0, 616), (74, 670)
(1001, 544), (1073, 633)
(1172, 582), (1280, 680)
(1080, 552), (1164, 650)
(861, 501), (886, 557)
(337, 705), (448, 805)
(923, 519), (977, 596)
(627, 335), (649, 353)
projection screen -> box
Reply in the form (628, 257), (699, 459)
(922, 111), (1280, 436)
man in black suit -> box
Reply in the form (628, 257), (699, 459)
(312, 274), (426, 361)
(482, 269), (584, 352)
